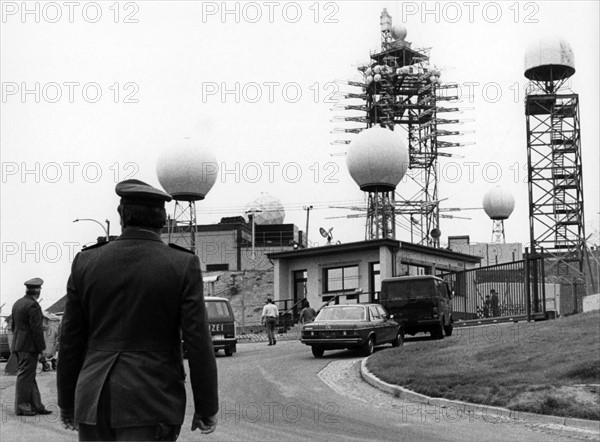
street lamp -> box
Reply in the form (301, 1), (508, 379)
(73, 218), (110, 241)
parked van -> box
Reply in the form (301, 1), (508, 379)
(380, 275), (453, 339)
(205, 296), (237, 356)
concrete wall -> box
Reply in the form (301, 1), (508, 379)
(196, 231), (239, 270)
(583, 293), (600, 312)
(240, 246), (287, 271)
(163, 230), (239, 271)
(448, 242), (523, 267)
(164, 230), (295, 272)
(204, 270), (274, 327)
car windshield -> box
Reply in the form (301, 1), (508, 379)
(316, 306), (365, 321)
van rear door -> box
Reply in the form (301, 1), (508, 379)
(206, 299), (235, 339)
(381, 279), (438, 322)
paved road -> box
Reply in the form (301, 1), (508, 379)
(1, 341), (597, 441)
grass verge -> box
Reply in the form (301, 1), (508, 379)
(366, 310), (600, 421)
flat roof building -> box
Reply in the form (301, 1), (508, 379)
(267, 239), (481, 313)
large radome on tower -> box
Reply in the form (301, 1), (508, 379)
(345, 126), (409, 192)
(156, 138), (218, 201)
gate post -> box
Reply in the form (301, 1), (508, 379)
(531, 250), (540, 313)
(525, 247), (531, 322)
(540, 250), (547, 317)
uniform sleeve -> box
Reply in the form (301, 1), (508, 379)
(57, 253), (89, 414)
(180, 255), (219, 417)
(28, 303), (46, 353)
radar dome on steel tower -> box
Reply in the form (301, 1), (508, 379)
(482, 186), (515, 220)
(346, 126), (409, 192)
(392, 24), (407, 41)
(156, 138), (218, 201)
(524, 36), (575, 81)
(244, 193), (285, 225)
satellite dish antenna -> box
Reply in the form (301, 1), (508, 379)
(319, 227), (334, 245)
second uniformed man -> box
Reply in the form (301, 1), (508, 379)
(12, 277), (52, 416)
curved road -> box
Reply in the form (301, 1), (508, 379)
(1, 341), (596, 441)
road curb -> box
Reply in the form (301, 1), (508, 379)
(360, 358), (600, 434)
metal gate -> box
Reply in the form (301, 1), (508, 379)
(442, 255), (546, 322)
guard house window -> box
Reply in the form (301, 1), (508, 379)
(206, 264), (229, 271)
(324, 265), (358, 293)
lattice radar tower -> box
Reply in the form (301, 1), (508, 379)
(524, 37), (586, 276)
(333, 8), (469, 246)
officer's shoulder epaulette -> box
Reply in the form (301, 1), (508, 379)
(82, 241), (109, 251)
(168, 243), (194, 254)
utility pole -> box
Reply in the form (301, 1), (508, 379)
(303, 205), (313, 247)
(245, 209), (262, 260)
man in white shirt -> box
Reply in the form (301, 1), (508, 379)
(261, 298), (279, 346)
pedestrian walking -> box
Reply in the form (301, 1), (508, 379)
(57, 179), (218, 441)
(299, 299), (316, 325)
(261, 298), (279, 346)
(11, 277), (52, 416)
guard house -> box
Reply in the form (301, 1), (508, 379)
(267, 239), (481, 312)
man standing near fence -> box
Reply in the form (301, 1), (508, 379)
(261, 298), (279, 346)
(490, 289), (500, 317)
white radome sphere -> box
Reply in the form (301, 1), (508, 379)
(373, 65), (382, 74)
(374, 74), (382, 82)
(482, 186), (515, 220)
(156, 138), (218, 201)
(346, 126), (409, 192)
(392, 24), (407, 41)
(244, 194), (285, 225)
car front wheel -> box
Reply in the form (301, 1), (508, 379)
(225, 348), (234, 357)
(311, 346), (325, 358)
(361, 336), (375, 356)
(391, 329), (404, 347)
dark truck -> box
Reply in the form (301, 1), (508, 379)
(380, 275), (453, 339)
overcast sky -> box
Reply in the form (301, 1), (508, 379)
(1, 1), (599, 313)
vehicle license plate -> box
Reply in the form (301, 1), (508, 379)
(212, 334), (224, 340)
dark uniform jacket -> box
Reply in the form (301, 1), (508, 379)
(57, 228), (218, 427)
(11, 295), (46, 353)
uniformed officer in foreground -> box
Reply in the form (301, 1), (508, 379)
(12, 277), (53, 416)
(57, 179), (218, 441)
